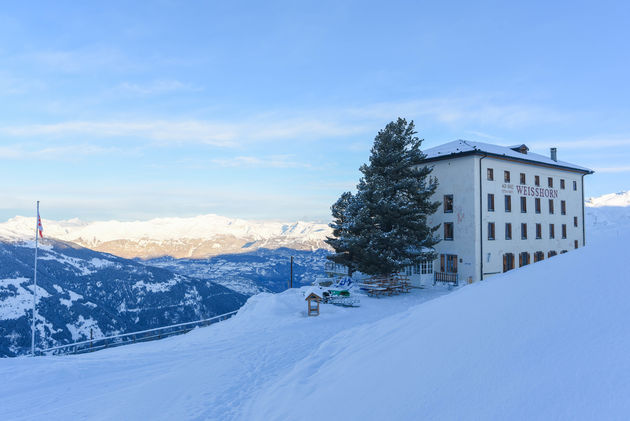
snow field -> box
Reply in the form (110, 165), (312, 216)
(0, 286), (448, 420)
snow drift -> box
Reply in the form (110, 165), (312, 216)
(245, 231), (630, 420)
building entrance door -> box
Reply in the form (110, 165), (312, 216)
(503, 253), (515, 272)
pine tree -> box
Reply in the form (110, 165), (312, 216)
(327, 118), (440, 276)
(324, 192), (359, 275)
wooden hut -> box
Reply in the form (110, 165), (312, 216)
(305, 291), (322, 316)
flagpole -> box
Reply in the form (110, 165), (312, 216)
(31, 200), (39, 357)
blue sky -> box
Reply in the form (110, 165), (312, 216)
(1, 0), (629, 222)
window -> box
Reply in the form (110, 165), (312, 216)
(440, 254), (458, 273)
(548, 177), (553, 188)
(413, 264), (421, 274)
(535, 198), (541, 214)
(521, 223), (527, 239)
(573, 180), (577, 191)
(487, 168), (494, 181)
(488, 222), (495, 240)
(561, 200), (566, 215)
(505, 195), (512, 212)
(534, 251), (545, 262)
(520, 173), (526, 184)
(535, 175), (540, 186)
(405, 265), (413, 276)
(562, 224), (567, 239)
(560, 179), (565, 189)
(520, 196), (527, 213)
(421, 260), (433, 274)
(487, 194), (495, 212)
(444, 195), (453, 213)
(549, 199), (554, 214)
(549, 223), (555, 239)
(504, 170), (510, 183)
(536, 223), (542, 239)
(503, 253), (515, 272)
(505, 223), (512, 240)
(444, 223), (454, 240)
(548, 250), (557, 258)
(574, 216), (578, 227)
(519, 252), (530, 267)
(574, 240), (579, 249)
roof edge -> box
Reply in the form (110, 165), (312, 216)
(421, 149), (594, 174)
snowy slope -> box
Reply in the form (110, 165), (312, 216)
(246, 231), (630, 419)
(0, 214), (332, 259)
(0, 228), (628, 419)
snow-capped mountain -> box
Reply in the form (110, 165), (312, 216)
(0, 238), (246, 357)
(0, 214), (332, 259)
(586, 190), (630, 207)
(585, 191), (630, 236)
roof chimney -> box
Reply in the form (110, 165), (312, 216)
(550, 147), (557, 162)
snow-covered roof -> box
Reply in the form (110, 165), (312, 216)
(304, 287), (324, 300)
(422, 140), (593, 173)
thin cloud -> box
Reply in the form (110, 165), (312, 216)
(0, 143), (128, 160)
(0, 117), (367, 148)
(0, 95), (583, 151)
(528, 137), (630, 150)
(211, 155), (312, 169)
(343, 97), (572, 129)
(117, 80), (202, 95)
(592, 166), (630, 173)
(20, 47), (135, 73)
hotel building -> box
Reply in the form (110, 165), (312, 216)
(407, 140), (593, 286)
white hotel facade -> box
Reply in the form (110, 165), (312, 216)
(407, 140), (593, 286)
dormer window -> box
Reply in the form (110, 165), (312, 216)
(510, 144), (529, 154)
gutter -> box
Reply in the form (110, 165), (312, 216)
(479, 154), (487, 281)
(582, 174), (586, 246)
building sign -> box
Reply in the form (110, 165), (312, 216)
(515, 185), (559, 198)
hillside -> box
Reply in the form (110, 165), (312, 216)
(145, 248), (329, 295)
(0, 225), (627, 419)
(0, 239), (246, 357)
(0, 214), (331, 259)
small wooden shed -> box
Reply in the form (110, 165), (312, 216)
(305, 291), (322, 316)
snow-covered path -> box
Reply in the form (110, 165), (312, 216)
(0, 288), (448, 420)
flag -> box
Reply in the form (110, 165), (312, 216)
(37, 212), (43, 239)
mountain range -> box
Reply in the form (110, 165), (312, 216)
(0, 214), (331, 259)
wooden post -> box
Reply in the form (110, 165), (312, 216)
(290, 256), (293, 288)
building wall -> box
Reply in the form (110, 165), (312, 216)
(479, 155), (585, 279)
(420, 153), (586, 284)
(424, 155), (480, 285)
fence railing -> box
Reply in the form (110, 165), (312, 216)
(38, 310), (239, 356)
(434, 272), (458, 286)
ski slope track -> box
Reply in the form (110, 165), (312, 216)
(0, 224), (628, 420)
